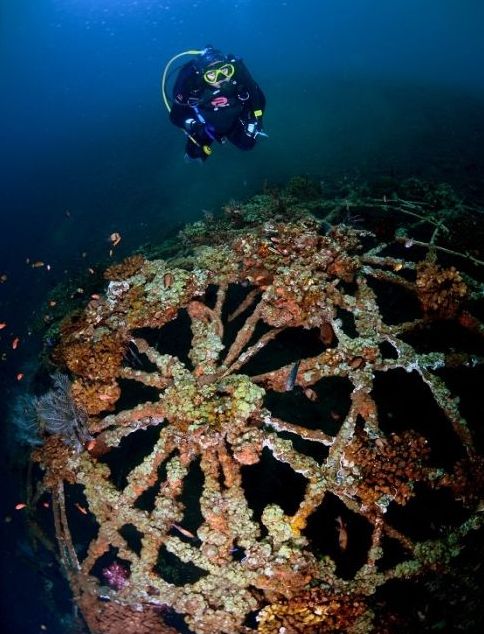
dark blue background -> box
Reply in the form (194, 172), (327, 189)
(1, 2), (484, 632)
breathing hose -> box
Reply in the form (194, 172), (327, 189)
(161, 49), (212, 155)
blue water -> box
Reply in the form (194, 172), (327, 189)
(1, 1), (484, 632)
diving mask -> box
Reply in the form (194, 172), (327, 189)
(203, 63), (234, 84)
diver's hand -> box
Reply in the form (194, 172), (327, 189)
(184, 118), (203, 134)
(184, 119), (215, 141)
(246, 121), (259, 138)
(245, 118), (267, 139)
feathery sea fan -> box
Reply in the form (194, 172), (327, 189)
(35, 372), (91, 451)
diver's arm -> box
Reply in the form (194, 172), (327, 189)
(169, 102), (193, 129)
(236, 60), (266, 116)
(169, 63), (200, 129)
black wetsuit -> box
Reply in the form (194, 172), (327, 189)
(169, 56), (266, 160)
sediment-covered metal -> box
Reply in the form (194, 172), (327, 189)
(31, 183), (484, 633)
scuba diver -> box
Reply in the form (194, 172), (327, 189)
(162, 46), (267, 161)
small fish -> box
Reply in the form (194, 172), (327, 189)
(12, 337), (20, 350)
(15, 503), (27, 511)
(304, 388), (318, 402)
(90, 293), (101, 300)
(110, 232), (122, 247)
(16, 373), (24, 381)
(171, 523), (197, 540)
(0, 322), (6, 330)
(163, 272), (173, 288)
(335, 515), (348, 551)
(31, 261), (45, 268)
(349, 356), (364, 370)
(285, 360), (301, 392)
(375, 438), (387, 450)
(126, 345), (143, 368)
(75, 503), (88, 515)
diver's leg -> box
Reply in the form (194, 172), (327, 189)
(185, 137), (210, 162)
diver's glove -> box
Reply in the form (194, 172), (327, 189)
(184, 118), (203, 135)
(245, 120), (259, 138)
(244, 112), (268, 139)
(245, 120), (268, 139)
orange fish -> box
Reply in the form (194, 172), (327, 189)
(31, 261), (45, 268)
(12, 337), (20, 350)
(110, 232), (121, 247)
(15, 503), (27, 510)
(90, 293), (100, 300)
(75, 503), (88, 515)
(335, 516), (348, 551)
(0, 322), (6, 330)
(16, 373), (24, 381)
(304, 388), (318, 402)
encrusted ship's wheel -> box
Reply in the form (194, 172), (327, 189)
(31, 200), (484, 634)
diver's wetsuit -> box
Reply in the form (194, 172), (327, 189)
(170, 55), (266, 160)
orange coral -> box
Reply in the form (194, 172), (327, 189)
(57, 334), (127, 381)
(32, 436), (77, 488)
(257, 588), (367, 633)
(416, 260), (467, 319)
(104, 255), (146, 281)
(71, 378), (121, 415)
(344, 429), (431, 507)
(327, 254), (359, 282)
(436, 455), (484, 508)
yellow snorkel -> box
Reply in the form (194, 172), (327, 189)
(161, 49), (212, 156)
